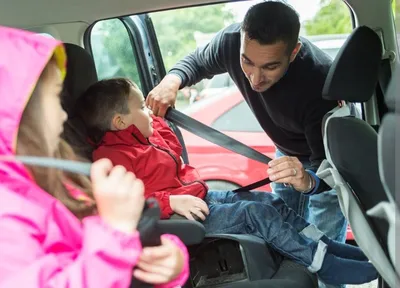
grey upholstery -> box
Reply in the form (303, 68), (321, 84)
(370, 63), (400, 280)
(316, 26), (399, 287)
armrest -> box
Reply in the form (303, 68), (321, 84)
(158, 219), (206, 245)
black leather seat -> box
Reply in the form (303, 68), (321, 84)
(61, 44), (97, 160)
(61, 42), (317, 288)
(317, 26), (398, 287)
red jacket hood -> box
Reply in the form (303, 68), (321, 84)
(100, 123), (148, 147)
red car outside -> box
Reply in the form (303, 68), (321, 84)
(181, 87), (275, 192)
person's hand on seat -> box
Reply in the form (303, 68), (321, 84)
(170, 195), (209, 221)
(91, 158), (145, 234)
(133, 235), (185, 284)
(146, 74), (182, 117)
(267, 156), (315, 193)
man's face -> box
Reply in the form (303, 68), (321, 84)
(240, 32), (300, 92)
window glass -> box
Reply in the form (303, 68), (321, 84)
(394, 0), (400, 48)
(91, 1), (355, 190)
(90, 18), (142, 89)
(149, 1), (355, 189)
(212, 101), (264, 132)
(150, 0), (353, 110)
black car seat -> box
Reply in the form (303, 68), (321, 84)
(61, 42), (317, 288)
(316, 26), (399, 287)
(368, 63), (400, 280)
(61, 44), (97, 160)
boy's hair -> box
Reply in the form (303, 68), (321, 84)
(17, 59), (95, 219)
(77, 78), (135, 144)
(241, 1), (300, 54)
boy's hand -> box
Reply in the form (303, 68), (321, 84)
(133, 236), (185, 284)
(170, 195), (209, 221)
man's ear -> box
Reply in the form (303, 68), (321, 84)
(111, 115), (125, 130)
(289, 41), (302, 63)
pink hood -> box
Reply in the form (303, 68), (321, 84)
(0, 26), (188, 288)
(0, 27), (66, 180)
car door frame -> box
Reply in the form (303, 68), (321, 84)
(124, 14), (190, 163)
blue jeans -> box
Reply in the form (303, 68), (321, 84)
(203, 190), (328, 272)
(272, 150), (347, 288)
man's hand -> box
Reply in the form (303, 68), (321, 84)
(170, 195), (209, 221)
(267, 156), (315, 192)
(146, 74), (182, 117)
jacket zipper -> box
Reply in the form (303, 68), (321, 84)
(131, 133), (208, 191)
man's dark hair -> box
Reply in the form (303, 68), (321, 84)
(241, 1), (300, 53)
(76, 78), (135, 144)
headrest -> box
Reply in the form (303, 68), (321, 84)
(322, 26), (382, 103)
(385, 62), (398, 112)
(62, 43), (98, 117)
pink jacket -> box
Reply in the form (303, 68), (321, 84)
(0, 26), (189, 288)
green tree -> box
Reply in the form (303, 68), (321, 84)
(91, 19), (142, 88)
(304, 0), (352, 35)
(150, 4), (235, 71)
(91, 5), (234, 89)
(394, 0), (400, 32)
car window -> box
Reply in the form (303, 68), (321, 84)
(320, 47), (340, 59)
(394, 0), (399, 46)
(88, 0), (357, 195)
(148, 0), (353, 110)
(206, 73), (231, 89)
(90, 18), (142, 89)
(211, 100), (264, 132)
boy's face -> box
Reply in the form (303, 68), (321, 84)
(113, 86), (154, 138)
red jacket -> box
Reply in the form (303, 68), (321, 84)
(92, 117), (208, 219)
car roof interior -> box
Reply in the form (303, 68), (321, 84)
(0, 0), (397, 54)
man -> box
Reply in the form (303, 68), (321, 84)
(147, 2), (347, 287)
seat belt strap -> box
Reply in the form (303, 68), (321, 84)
(0, 107), (274, 192)
(165, 108), (272, 191)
